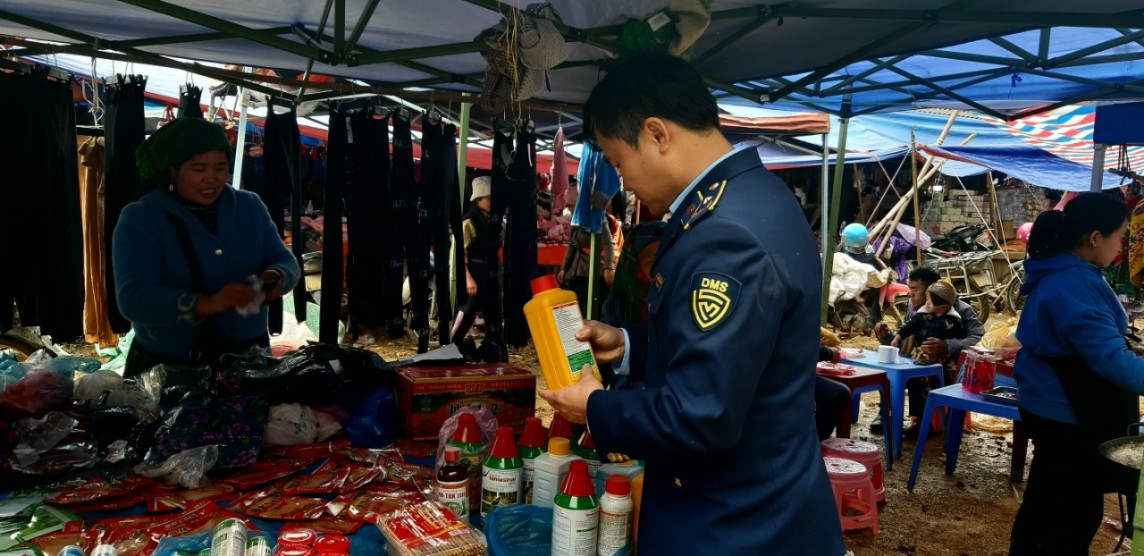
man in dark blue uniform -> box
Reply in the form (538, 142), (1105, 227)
(540, 54), (846, 554)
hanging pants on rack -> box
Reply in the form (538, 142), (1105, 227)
(103, 75), (148, 334)
(384, 110), (416, 339)
(79, 136), (118, 346)
(503, 120), (537, 347)
(318, 105), (350, 344)
(342, 106), (390, 332)
(0, 73), (84, 338)
(408, 115), (444, 351)
(178, 85), (203, 119)
(262, 100), (302, 333)
(437, 123), (459, 344)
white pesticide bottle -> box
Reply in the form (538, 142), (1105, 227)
(552, 460), (599, 556)
(596, 476), (634, 556)
(595, 460), (643, 495)
(532, 437), (580, 509)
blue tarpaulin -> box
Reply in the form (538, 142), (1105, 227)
(920, 145), (1126, 191)
(572, 144), (622, 234)
(1094, 102), (1144, 146)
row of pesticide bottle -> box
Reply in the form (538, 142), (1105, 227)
(435, 412), (644, 555)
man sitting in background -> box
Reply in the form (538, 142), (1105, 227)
(873, 266), (985, 435)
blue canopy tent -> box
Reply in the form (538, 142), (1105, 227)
(921, 144), (1126, 191)
(1091, 101), (1144, 190)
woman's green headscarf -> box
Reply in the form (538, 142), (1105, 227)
(135, 117), (232, 183)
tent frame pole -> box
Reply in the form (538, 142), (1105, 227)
(1091, 144), (1108, 192)
(232, 88), (250, 190)
(821, 116), (850, 323)
(820, 133), (830, 277)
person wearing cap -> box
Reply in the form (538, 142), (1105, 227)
(539, 53), (844, 555)
(891, 279), (966, 366)
(112, 117), (300, 378)
(451, 175), (499, 344)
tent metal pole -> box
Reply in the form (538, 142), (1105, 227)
(232, 89), (250, 190)
(1091, 144), (1107, 192)
(821, 117), (850, 323)
(820, 133), (829, 277)
(910, 129), (922, 267)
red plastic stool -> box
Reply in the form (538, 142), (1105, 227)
(823, 456), (880, 534)
(821, 438), (885, 502)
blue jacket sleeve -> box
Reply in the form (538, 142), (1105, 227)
(1054, 286), (1144, 394)
(113, 203), (200, 326)
(586, 218), (783, 458)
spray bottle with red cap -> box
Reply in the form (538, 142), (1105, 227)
(551, 459), (600, 556)
(523, 275), (602, 390)
(518, 417), (547, 504)
(480, 426), (523, 517)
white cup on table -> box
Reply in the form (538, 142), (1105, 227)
(877, 345), (900, 364)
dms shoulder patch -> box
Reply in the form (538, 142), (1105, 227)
(690, 272), (741, 331)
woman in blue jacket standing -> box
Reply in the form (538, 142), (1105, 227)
(113, 117), (300, 377)
(1010, 192), (1142, 554)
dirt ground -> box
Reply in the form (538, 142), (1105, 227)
(59, 323), (1132, 555)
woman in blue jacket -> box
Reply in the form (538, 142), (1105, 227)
(1010, 192), (1142, 554)
(113, 117), (300, 377)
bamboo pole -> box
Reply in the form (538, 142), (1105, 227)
(820, 117), (850, 323)
(870, 111), (960, 240)
(911, 128), (922, 266)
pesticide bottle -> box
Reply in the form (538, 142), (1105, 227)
(596, 476), (634, 556)
(595, 460), (643, 495)
(532, 437), (580, 509)
(575, 431), (601, 478)
(447, 412), (485, 508)
(436, 446), (470, 522)
(551, 459), (599, 556)
(480, 426), (523, 517)
(549, 413), (577, 448)
(523, 275), (602, 390)
(519, 417), (548, 505)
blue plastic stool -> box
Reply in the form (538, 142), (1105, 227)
(907, 384), (1028, 491)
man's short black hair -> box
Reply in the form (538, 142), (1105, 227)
(582, 53), (720, 150)
(908, 267), (941, 286)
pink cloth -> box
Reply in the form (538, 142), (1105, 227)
(550, 126), (569, 214)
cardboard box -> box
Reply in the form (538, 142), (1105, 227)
(396, 364), (537, 440)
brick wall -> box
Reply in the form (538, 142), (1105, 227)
(919, 187), (1049, 236)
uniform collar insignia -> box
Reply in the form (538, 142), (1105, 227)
(681, 180), (728, 230)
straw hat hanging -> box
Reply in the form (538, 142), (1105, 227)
(479, 2), (567, 113)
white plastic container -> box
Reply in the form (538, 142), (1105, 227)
(532, 437), (580, 509)
(596, 476), (634, 556)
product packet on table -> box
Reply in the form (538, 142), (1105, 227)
(214, 458), (312, 491)
(46, 474), (158, 507)
(22, 530), (84, 555)
(279, 515), (364, 536)
(377, 501), (486, 556)
(144, 502), (255, 555)
(326, 483), (423, 524)
(148, 484), (237, 513)
(0, 506), (80, 550)
(0, 548), (45, 556)
(227, 491), (328, 521)
(82, 514), (171, 556)
(280, 467), (351, 496)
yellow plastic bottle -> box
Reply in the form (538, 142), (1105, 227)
(523, 275), (602, 389)
(631, 472), (644, 553)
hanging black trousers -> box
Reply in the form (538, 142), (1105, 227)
(318, 106), (350, 344)
(103, 76), (148, 334)
(342, 107), (390, 332)
(0, 73), (84, 338)
(261, 100), (302, 333)
(383, 111), (416, 338)
(177, 85), (204, 119)
(503, 120), (537, 346)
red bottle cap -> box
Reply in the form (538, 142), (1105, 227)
(560, 460), (596, 498)
(451, 413), (481, 444)
(313, 534), (351, 552)
(519, 417), (547, 449)
(278, 529), (317, 546)
(578, 430), (596, 450)
(444, 446), (461, 462)
(275, 545), (315, 556)
(605, 475), (632, 496)
(488, 426), (520, 459)
(549, 413), (574, 441)
(531, 275), (559, 295)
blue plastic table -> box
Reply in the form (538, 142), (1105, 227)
(907, 383), (1028, 491)
(844, 351), (945, 460)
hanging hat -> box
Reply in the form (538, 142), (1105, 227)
(471, 176), (492, 201)
(927, 280), (957, 307)
(518, 3), (567, 70)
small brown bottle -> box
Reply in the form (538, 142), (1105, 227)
(436, 446), (470, 522)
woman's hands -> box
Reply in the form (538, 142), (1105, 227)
(196, 283), (257, 316)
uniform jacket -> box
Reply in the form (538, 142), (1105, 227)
(113, 187), (300, 360)
(1015, 251), (1144, 424)
(586, 149), (845, 554)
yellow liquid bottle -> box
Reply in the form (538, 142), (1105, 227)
(523, 275), (602, 390)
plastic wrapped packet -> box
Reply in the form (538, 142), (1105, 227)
(75, 370), (160, 423)
(11, 413), (78, 466)
(264, 404), (320, 447)
(377, 501), (487, 556)
(134, 445), (218, 488)
(141, 365), (212, 410)
(434, 407), (498, 471)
